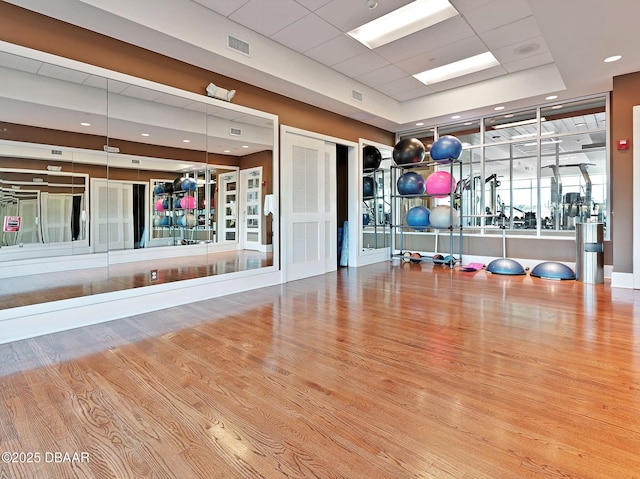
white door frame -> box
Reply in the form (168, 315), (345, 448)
(239, 166), (263, 251)
(280, 125), (357, 282)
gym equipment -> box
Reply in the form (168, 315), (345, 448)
(153, 183), (165, 195)
(181, 177), (197, 192)
(162, 198), (173, 210)
(432, 253), (446, 264)
(410, 252), (422, 263)
(406, 206), (430, 230)
(363, 213), (370, 226)
(546, 163), (599, 230)
(163, 182), (174, 194)
(363, 145), (382, 170)
(153, 215), (163, 226)
(180, 195), (196, 209)
(425, 171), (457, 198)
(442, 255), (457, 266)
(486, 226), (526, 275)
(182, 213), (197, 228)
(393, 138), (425, 165)
(160, 216), (173, 227)
(173, 176), (186, 192)
(154, 199), (165, 211)
(429, 205), (458, 229)
(363, 176), (376, 198)
(397, 171), (425, 196)
(459, 262), (484, 272)
(530, 262), (575, 280)
(430, 135), (463, 163)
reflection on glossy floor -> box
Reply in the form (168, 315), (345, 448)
(0, 249), (272, 310)
(1, 262), (639, 478)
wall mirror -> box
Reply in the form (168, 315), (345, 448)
(0, 43), (277, 311)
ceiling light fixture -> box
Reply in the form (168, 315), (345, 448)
(365, 0), (378, 9)
(80, 122), (91, 127)
(348, 0), (459, 49)
(413, 52), (500, 85)
(604, 55), (622, 63)
(493, 117), (546, 129)
(494, 106), (505, 111)
(545, 95), (558, 100)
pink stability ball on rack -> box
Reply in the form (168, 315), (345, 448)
(425, 171), (457, 198)
(180, 195), (197, 209)
(154, 199), (165, 211)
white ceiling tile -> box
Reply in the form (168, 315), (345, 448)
(427, 65), (507, 92)
(501, 51), (554, 74)
(119, 85), (164, 102)
(450, 0), (494, 12)
(37, 63), (90, 84)
(229, 0), (310, 37)
(375, 16), (476, 64)
(480, 16), (542, 50)
(315, 0), (413, 32)
(331, 51), (389, 78)
(82, 75), (107, 90)
(305, 35), (370, 66)
(293, 0), (332, 11)
(0, 52), (41, 74)
(463, 0), (532, 34)
(271, 14), (343, 53)
(375, 76), (432, 97)
(395, 36), (489, 75)
(392, 84), (437, 102)
(492, 36), (550, 65)
(355, 65), (408, 87)
(191, 0), (251, 17)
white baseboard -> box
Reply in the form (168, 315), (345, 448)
(610, 272), (634, 289)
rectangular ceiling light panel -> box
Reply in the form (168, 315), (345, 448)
(413, 52), (500, 85)
(347, 0), (459, 49)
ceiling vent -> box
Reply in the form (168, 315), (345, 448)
(230, 127), (242, 136)
(352, 90), (363, 102)
(228, 35), (250, 56)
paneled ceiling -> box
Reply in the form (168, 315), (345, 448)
(5, 0), (640, 132)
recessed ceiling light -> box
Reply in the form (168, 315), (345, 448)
(224, 150), (231, 153)
(415, 122), (424, 126)
(141, 133), (150, 137)
(552, 105), (563, 110)
(414, 52), (499, 85)
(242, 145), (249, 148)
(348, 0), (459, 49)
(182, 139), (191, 143)
(464, 121), (473, 126)
(545, 95), (558, 100)
(80, 122), (91, 127)
(493, 117), (546, 129)
(451, 115), (461, 119)
(504, 114), (514, 118)
(604, 55), (622, 63)
(494, 106), (505, 111)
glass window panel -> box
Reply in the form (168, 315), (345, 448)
(484, 109), (537, 143)
(438, 119), (481, 147)
(540, 97), (606, 135)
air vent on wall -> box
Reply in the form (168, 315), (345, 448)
(230, 127), (242, 136)
(51, 149), (63, 155)
(228, 35), (250, 56)
(352, 90), (363, 102)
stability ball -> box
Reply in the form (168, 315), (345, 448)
(153, 183), (165, 195)
(429, 205), (458, 229)
(181, 213), (196, 228)
(363, 213), (370, 226)
(363, 176), (376, 198)
(154, 199), (165, 211)
(180, 195), (197, 209)
(531, 262), (575, 280)
(363, 145), (382, 170)
(425, 171), (457, 198)
(393, 138), (426, 165)
(397, 171), (425, 196)
(430, 135), (463, 163)
(406, 206), (430, 230)
(163, 182), (174, 194)
(173, 176), (186, 192)
(181, 177), (197, 192)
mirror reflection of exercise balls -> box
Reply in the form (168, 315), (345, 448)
(160, 216), (173, 227)
(393, 138), (425, 165)
(153, 215), (163, 226)
(154, 199), (165, 211)
(180, 195), (196, 209)
(363, 176), (376, 198)
(181, 177), (197, 192)
(173, 176), (186, 192)
(153, 183), (165, 195)
(430, 135), (463, 163)
(425, 171), (457, 198)
(177, 213), (196, 228)
(429, 205), (458, 229)
(363, 145), (382, 170)
(163, 181), (174, 194)
(397, 171), (425, 196)
(406, 205), (430, 230)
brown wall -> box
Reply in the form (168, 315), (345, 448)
(611, 73), (637, 274)
(0, 3), (394, 147)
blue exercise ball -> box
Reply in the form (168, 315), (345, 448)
(181, 177), (197, 192)
(363, 176), (376, 198)
(406, 206), (430, 230)
(531, 262), (575, 280)
(363, 145), (382, 170)
(363, 213), (370, 226)
(397, 171), (425, 196)
(430, 135), (463, 163)
(153, 183), (165, 195)
(393, 138), (425, 165)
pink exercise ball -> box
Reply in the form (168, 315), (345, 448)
(154, 199), (165, 211)
(180, 195), (197, 209)
(425, 171), (457, 198)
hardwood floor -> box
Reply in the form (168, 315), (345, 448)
(0, 261), (639, 478)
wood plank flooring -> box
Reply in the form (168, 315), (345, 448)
(0, 261), (639, 478)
